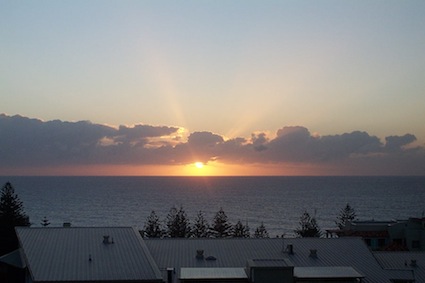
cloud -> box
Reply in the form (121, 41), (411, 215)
(1, 114), (424, 175)
(0, 114), (179, 166)
(251, 132), (268, 152)
(115, 124), (179, 145)
(187, 131), (224, 147)
(385, 134), (416, 152)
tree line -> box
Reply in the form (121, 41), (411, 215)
(142, 203), (357, 239)
(142, 207), (269, 238)
(294, 203), (356, 237)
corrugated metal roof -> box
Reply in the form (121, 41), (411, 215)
(144, 237), (394, 283)
(180, 267), (247, 279)
(16, 227), (163, 282)
(374, 251), (425, 282)
(294, 266), (363, 279)
(0, 248), (26, 268)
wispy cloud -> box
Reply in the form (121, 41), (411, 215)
(1, 114), (424, 175)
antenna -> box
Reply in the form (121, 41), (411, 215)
(281, 233), (286, 253)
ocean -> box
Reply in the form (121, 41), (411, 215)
(1, 176), (424, 237)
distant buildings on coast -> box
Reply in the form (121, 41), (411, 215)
(326, 217), (425, 252)
(1, 223), (424, 283)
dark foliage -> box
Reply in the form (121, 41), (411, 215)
(335, 203), (357, 229)
(166, 206), (191, 238)
(232, 220), (250, 238)
(210, 208), (233, 238)
(192, 210), (210, 238)
(0, 182), (30, 255)
(254, 222), (269, 238)
(143, 210), (163, 238)
(294, 211), (321, 238)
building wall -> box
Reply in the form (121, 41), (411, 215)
(250, 267), (294, 283)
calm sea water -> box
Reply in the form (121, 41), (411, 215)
(1, 176), (424, 237)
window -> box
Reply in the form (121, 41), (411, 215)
(412, 240), (420, 249)
(378, 238), (386, 247)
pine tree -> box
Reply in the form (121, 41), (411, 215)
(294, 211), (321, 238)
(192, 210), (209, 238)
(254, 222), (269, 238)
(232, 220), (250, 238)
(0, 182), (31, 255)
(176, 206), (191, 237)
(143, 210), (163, 238)
(210, 208), (233, 238)
(166, 206), (190, 238)
(335, 203), (357, 229)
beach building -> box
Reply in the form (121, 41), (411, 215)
(1, 226), (423, 283)
(373, 251), (425, 283)
(326, 217), (425, 251)
(145, 237), (412, 283)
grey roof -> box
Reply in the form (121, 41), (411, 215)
(180, 267), (248, 279)
(294, 266), (363, 279)
(16, 227), (163, 282)
(0, 248), (26, 269)
(374, 251), (425, 282)
(144, 237), (395, 283)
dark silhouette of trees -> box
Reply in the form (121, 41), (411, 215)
(232, 220), (250, 238)
(166, 206), (191, 238)
(139, 206), (292, 239)
(254, 222), (269, 238)
(192, 210), (209, 238)
(210, 208), (233, 238)
(294, 211), (321, 238)
(0, 182), (30, 255)
(143, 210), (163, 238)
(335, 203), (356, 229)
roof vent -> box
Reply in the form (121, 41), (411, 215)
(287, 244), (294, 254)
(63, 222), (71, 228)
(196, 249), (204, 259)
(103, 235), (111, 244)
(205, 256), (216, 261)
(309, 249), (318, 258)
(410, 259), (417, 267)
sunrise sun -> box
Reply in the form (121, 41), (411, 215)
(195, 162), (204, 169)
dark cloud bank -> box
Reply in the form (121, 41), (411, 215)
(1, 114), (424, 175)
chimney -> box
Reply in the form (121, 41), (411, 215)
(287, 244), (294, 254)
(196, 249), (204, 259)
(309, 249), (318, 258)
(167, 267), (175, 283)
(103, 235), (110, 244)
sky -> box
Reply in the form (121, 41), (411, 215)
(1, 1), (425, 176)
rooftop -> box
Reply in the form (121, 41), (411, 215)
(293, 266), (363, 279)
(374, 251), (425, 283)
(180, 267), (248, 280)
(15, 227), (163, 282)
(145, 237), (399, 283)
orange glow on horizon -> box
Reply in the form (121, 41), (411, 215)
(0, 161), (336, 176)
